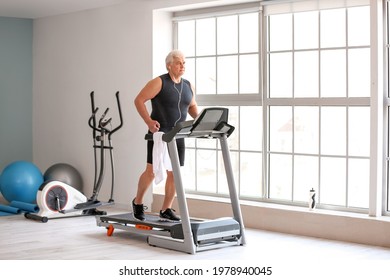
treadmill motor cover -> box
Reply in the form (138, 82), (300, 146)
(170, 218), (241, 244)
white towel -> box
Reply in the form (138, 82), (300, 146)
(152, 132), (172, 184)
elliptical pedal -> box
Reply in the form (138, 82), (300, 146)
(83, 208), (107, 216)
(74, 200), (102, 209)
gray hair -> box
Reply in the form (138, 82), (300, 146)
(165, 50), (185, 69)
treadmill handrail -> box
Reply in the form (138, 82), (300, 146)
(144, 107), (235, 142)
(163, 120), (194, 142)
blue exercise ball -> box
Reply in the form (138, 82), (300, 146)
(0, 161), (44, 204)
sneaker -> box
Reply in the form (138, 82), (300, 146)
(132, 199), (147, 221)
(159, 208), (181, 222)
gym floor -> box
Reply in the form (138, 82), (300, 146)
(1, 203), (390, 260)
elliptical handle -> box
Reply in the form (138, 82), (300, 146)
(108, 91), (123, 139)
(101, 108), (109, 120)
(89, 91), (99, 135)
(90, 91), (96, 112)
(88, 107), (101, 131)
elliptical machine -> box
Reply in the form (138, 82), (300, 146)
(25, 91), (123, 222)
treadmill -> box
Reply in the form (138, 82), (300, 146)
(96, 107), (246, 254)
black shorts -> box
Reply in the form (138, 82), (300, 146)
(147, 138), (185, 166)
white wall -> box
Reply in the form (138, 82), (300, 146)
(32, 0), (223, 209)
(33, 1), (154, 207)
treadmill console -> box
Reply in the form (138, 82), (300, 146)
(150, 107), (235, 142)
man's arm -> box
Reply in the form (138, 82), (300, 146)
(188, 83), (199, 119)
(134, 77), (162, 132)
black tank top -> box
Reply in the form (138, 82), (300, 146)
(150, 73), (194, 132)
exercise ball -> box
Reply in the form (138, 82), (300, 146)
(0, 161), (44, 204)
(44, 163), (83, 193)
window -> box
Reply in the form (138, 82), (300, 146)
(174, 4), (263, 200)
(177, 11), (260, 95)
(174, 0), (374, 213)
(181, 105), (263, 198)
(267, 4), (370, 210)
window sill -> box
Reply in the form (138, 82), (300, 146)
(152, 192), (390, 248)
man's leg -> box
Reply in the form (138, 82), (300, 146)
(161, 171), (175, 210)
(132, 163), (154, 220)
(134, 163), (154, 204)
(160, 171), (180, 221)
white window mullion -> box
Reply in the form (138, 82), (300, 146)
(385, 1), (390, 214)
(262, 13), (270, 199)
(369, 0), (384, 217)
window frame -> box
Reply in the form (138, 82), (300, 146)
(172, 0), (386, 216)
